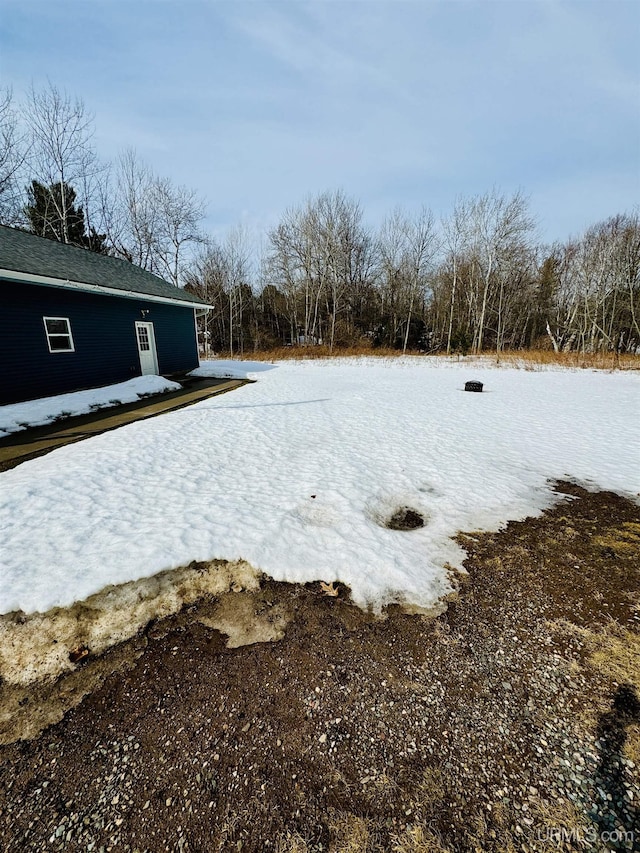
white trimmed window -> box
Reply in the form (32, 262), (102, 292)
(43, 317), (75, 353)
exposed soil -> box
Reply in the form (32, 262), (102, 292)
(386, 508), (425, 531)
(1, 483), (639, 853)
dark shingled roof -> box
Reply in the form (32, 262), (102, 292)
(0, 225), (208, 306)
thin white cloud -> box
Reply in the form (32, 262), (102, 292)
(225, 1), (421, 105)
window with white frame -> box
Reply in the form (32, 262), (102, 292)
(43, 317), (75, 353)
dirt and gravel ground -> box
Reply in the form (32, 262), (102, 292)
(1, 482), (639, 853)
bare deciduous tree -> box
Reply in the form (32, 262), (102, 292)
(459, 190), (535, 353)
(110, 148), (158, 268)
(378, 207), (438, 353)
(24, 82), (103, 244)
(184, 226), (253, 354)
(111, 149), (205, 285)
(0, 87), (28, 225)
(267, 190), (372, 349)
(442, 199), (469, 354)
(153, 177), (206, 287)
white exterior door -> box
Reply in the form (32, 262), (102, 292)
(135, 321), (159, 375)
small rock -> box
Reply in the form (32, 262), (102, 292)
(69, 645), (90, 664)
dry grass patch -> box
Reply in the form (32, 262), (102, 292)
(327, 812), (377, 853)
(625, 722), (640, 767)
(209, 346), (640, 370)
(276, 832), (313, 853)
(495, 349), (640, 371)
(588, 626), (640, 691)
(594, 522), (640, 557)
(548, 616), (640, 691)
(549, 615), (640, 765)
(588, 624), (640, 764)
(414, 767), (446, 808)
(222, 344), (402, 362)
(391, 826), (451, 853)
(526, 797), (595, 851)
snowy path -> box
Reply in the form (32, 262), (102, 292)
(0, 375), (181, 437)
(0, 358), (638, 615)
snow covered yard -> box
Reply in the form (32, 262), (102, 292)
(0, 357), (638, 617)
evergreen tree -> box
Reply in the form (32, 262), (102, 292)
(24, 179), (108, 253)
(25, 179), (85, 243)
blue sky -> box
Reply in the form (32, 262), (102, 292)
(1, 0), (639, 245)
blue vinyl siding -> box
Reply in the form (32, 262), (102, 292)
(1, 280), (199, 404)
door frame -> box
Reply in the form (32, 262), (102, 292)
(135, 321), (159, 375)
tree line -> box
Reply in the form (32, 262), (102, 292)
(1, 84), (639, 355)
(187, 191), (639, 357)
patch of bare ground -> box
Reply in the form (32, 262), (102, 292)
(0, 484), (639, 852)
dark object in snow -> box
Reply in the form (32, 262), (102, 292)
(465, 381), (483, 393)
(387, 508), (425, 531)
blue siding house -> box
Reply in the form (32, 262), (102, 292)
(0, 226), (211, 405)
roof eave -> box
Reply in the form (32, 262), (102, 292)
(0, 267), (212, 310)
